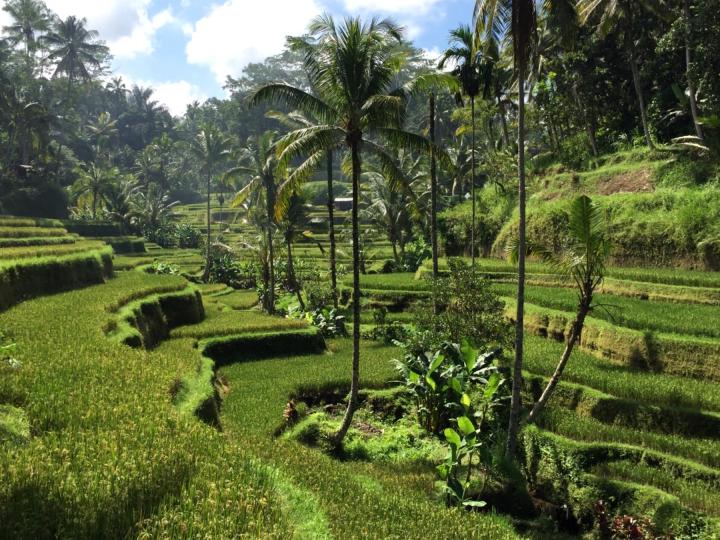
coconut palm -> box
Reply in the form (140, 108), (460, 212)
(267, 109), (340, 308)
(439, 26), (485, 269)
(87, 112), (117, 162)
(2, 0), (50, 61)
(227, 131), (282, 314)
(43, 15), (108, 84)
(252, 15), (434, 443)
(404, 72), (460, 279)
(191, 125), (231, 282)
(525, 195), (610, 422)
(474, 0), (576, 457)
(73, 162), (119, 219)
(577, 0), (669, 149)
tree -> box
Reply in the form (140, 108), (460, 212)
(525, 196), (610, 422)
(252, 15), (434, 444)
(228, 131), (282, 314)
(73, 162), (118, 219)
(190, 125), (231, 282)
(681, 0), (704, 141)
(2, 0), (50, 61)
(43, 15), (108, 84)
(577, 0), (668, 149)
(474, 0), (577, 458)
(404, 72), (460, 279)
(439, 26), (484, 269)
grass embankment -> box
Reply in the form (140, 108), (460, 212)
(0, 271), (292, 538)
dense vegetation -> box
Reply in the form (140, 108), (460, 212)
(2, 0), (720, 538)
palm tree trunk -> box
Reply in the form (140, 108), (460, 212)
(471, 96), (477, 269)
(684, 0), (704, 140)
(572, 83), (599, 157)
(267, 224), (276, 315)
(430, 93), (440, 281)
(627, 36), (654, 149)
(333, 140), (362, 444)
(327, 151), (338, 309)
(287, 234), (305, 311)
(507, 62), (527, 459)
(92, 189), (98, 220)
(527, 300), (590, 423)
(202, 173), (212, 282)
(498, 98), (510, 149)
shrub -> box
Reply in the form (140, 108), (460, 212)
(415, 259), (512, 350)
(208, 249), (258, 289)
(144, 223), (177, 248)
(401, 237), (431, 272)
(176, 223), (202, 248)
(363, 307), (412, 345)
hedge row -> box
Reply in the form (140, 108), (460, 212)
(0, 226), (68, 238)
(91, 236), (146, 254)
(106, 288), (205, 348)
(62, 220), (124, 237)
(506, 300), (720, 381)
(524, 373), (720, 439)
(0, 248), (113, 312)
(0, 236), (76, 248)
(0, 216), (63, 228)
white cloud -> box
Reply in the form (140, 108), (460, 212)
(151, 80), (207, 116)
(44, 0), (174, 59)
(0, 8), (13, 32)
(343, 0), (443, 15)
(186, 0), (322, 84)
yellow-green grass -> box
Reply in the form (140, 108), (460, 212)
(0, 271), (293, 538)
(0, 216), (63, 228)
(0, 226), (69, 238)
(0, 235), (77, 248)
(0, 240), (107, 260)
(216, 339), (519, 539)
(204, 289), (259, 310)
(170, 308), (306, 340)
(522, 335), (720, 412)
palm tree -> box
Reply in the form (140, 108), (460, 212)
(190, 125), (231, 282)
(404, 72), (460, 279)
(73, 162), (119, 219)
(474, 0), (576, 458)
(228, 131), (282, 314)
(87, 112), (117, 162)
(439, 26), (484, 269)
(681, 0), (703, 141)
(43, 15), (108, 84)
(2, 0), (50, 61)
(252, 15), (433, 443)
(129, 183), (179, 232)
(525, 196), (610, 422)
(267, 110), (340, 308)
(577, 0), (667, 149)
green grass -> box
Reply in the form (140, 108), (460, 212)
(0, 226), (68, 238)
(522, 336), (720, 412)
(492, 282), (720, 339)
(0, 240), (107, 260)
(170, 308), (306, 339)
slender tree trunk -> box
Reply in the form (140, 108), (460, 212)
(507, 63), (527, 459)
(527, 300), (590, 423)
(498, 98), (510, 149)
(333, 140), (362, 444)
(684, 0), (704, 140)
(326, 151), (339, 309)
(287, 234), (305, 311)
(92, 189), (98, 220)
(267, 224), (275, 315)
(430, 93), (440, 281)
(628, 37), (654, 149)
(203, 173), (212, 282)
(471, 96), (477, 269)
(391, 237), (399, 264)
(573, 84), (599, 157)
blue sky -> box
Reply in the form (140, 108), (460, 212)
(0, 0), (474, 115)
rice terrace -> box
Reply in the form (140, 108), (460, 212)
(1, 0), (720, 538)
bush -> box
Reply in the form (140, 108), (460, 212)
(401, 237), (431, 273)
(176, 223), (202, 248)
(208, 248), (258, 289)
(415, 259), (512, 350)
(144, 223), (177, 248)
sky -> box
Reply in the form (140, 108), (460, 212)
(1, 0), (475, 116)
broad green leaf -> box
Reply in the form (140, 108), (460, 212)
(428, 353), (444, 375)
(461, 393), (471, 409)
(460, 339), (478, 371)
(457, 416), (475, 436)
(444, 428), (461, 448)
(463, 500), (487, 508)
(425, 375), (437, 391)
(408, 370), (420, 384)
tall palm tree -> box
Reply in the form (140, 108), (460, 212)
(191, 125), (231, 282)
(439, 26), (484, 269)
(577, 0), (667, 149)
(228, 131), (282, 314)
(252, 15), (433, 443)
(43, 15), (108, 84)
(404, 72), (459, 279)
(681, 0), (703, 141)
(2, 0), (50, 61)
(87, 112), (117, 162)
(474, 0), (576, 458)
(267, 110), (340, 308)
